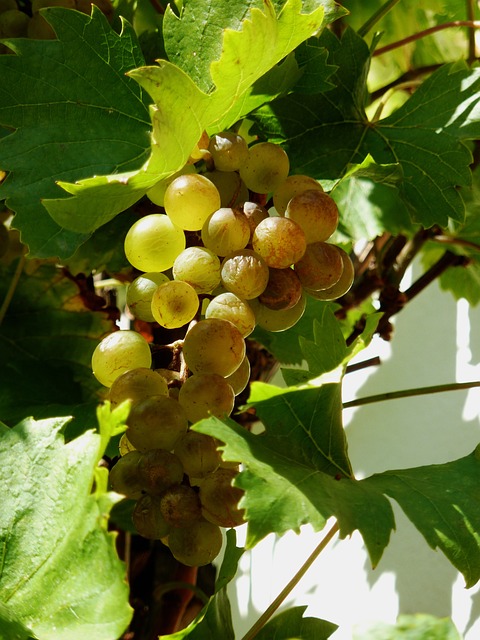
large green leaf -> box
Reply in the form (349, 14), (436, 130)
(195, 383), (395, 565)
(256, 606), (337, 639)
(252, 28), (480, 229)
(0, 7), (151, 259)
(365, 447), (480, 588)
(0, 416), (132, 639)
(0, 259), (113, 426)
(40, 0), (332, 239)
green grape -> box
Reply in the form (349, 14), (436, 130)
(220, 249), (269, 300)
(150, 280), (199, 329)
(178, 373), (235, 423)
(0, 8), (29, 37)
(126, 271), (170, 322)
(224, 354), (250, 396)
(0, 223), (9, 259)
(273, 174), (324, 215)
(132, 494), (172, 539)
(27, 12), (54, 39)
(199, 468), (245, 528)
(285, 190), (339, 243)
(164, 174), (221, 231)
(124, 214), (186, 272)
(159, 484), (202, 528)
(109, 367), (168, 408)
(173, 431), (222, 478)
(239, 142), (290, 194)
(258, 267), (303, 311)
(250, 292), (306, 332)
(137, 448), (185, 495)
(119, 433), (136, 456)
(126, 395), (188, 452)
(294, 242), (344, 291)
(201, 207), (250, 257)
(252, 217), (306, 269)
(168, 519), (223, 566)
(91, 330), (152, 388)
(205, 292), (255, 337)
(173, 246), (221, 293)
(183, 318), (246, 377)
(109, 450), (144, 499)
(147, 164), (196, 207)
(208, 131), (249, 171)
(241, 201), (269, 239)
(203, 170), (249, 207)
(305, 246), (354, 300)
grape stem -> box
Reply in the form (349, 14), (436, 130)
(240, 521), (339, 640)
(343, 380), (480, 409)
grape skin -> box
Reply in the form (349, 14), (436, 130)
(126, 272), (170, 322)
(201, 207), (251, 257)
(252, 217), (307, 269)
(285, 190), (339, 243)
(147, 164), (196, 207)
(137, 449), (185, 496)
(159, 484), (202, 528)
(133, 494), (172, 539)
(124, 214), (186, 272)
(173, 431), (222, 478)
(224, 354), (250, 395)
(250, 292), (307, 332)
(273, 174), (324, 215)
(126, 395), (188, 452)
(220, 249), (270, 300)
(109, 450), (144, 499)
(239, 142), (290, 194)
(164, 173), (221, 231)
(258, 267), (303, 310)
(109, 367), (168, 408)
(182, 318), (246, 377)
(150, 280), (199, 329)
(199, 468), (245, 528)
(173, 246), (221, 294)
(91, 330), (152, 388)
(294, 242), (344, 291)
(208, 131), (249, 171)
(178, 373), (235, 423)
(205, 292), (256, 337)
(168, 519), (223, 566)
(305, 247), (355, 300)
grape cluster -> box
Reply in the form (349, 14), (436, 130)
(91, 132), (354, 566)
(0, 0), (113, 51)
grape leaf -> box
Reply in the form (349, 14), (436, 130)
(0, 259), (113, 426)
(365, 447), (480, 588)
(40, 0), (331, 239)
(255, 606), (337, 639)
(195, 384), (395, 565)
(252, 27), (480, 228)
(160, 529), (243, 640)
(0, 416), (132, 639)
(0, 7), (151, 259)
(0, 602), (37, 640)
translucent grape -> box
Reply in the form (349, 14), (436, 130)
(220, 249), (269, 299)
(173, 246), (221, 293)
(239, 142), (290, 194)
(258, 267), (303, 311)
(252, 217), (306, 268)
(137, 449), (185, 495)
(273, 174), (324, 215)
(147, 164), (196, 207)
(126, 395), (188, 452)
(199, 468), (245, 528)
(109, 367), (168, 408)
(126, 272), (170, 322)
(109, 451), (144, 499)
(285, 190), (339, 242)
(224, 354), (250, 396)
(208, 131), (249, 171)
(305, 247), (355, 300)
(250, 292), (307, 332)
(124, 214), (186, 272)
(159, 484), (202, 528)
(133, 494), (172, 539)
(205, 292), (256, 337)
(150, 280), (199, 329)
(164, 174), (221, 231)
(201, 207), (250, 256)
(173, 431), (222, 478)
(294, 242), (344, 291)
(183, 318), (246, 377)
(168, 519), (223, 566)
(178, 373), (235, 423)
(203, 170), (249, 207)
(91, 330), (152, 388)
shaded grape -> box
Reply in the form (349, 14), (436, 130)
(224, 354), (250, 395)
(168, 519), (223, 566)
(250, 292), (306, 332)
(159, 484), (202, 528)
(285, 190), (339, 242)
(199, 468), (245, 528)
(220, 249), (269, 300)
(109, 450), (144, 499)
(208, 131), (249, 171)
(173, 431), (222, 478)
(109, 367), (168, 408)
(294, 242), (344, 291)
(137, 449), (185, 495)
(203, 170), (249, 207)
(132, 494), (172, 539)
(305, 247), (354, 300)
(126, 272), (170, 322)
(273, 174), (324, 215)
(258, 267), (303, 310)
(239, 142), (289, 194)
(178, 373), (235, 423)
(127, 395), (188, 452)
(252, 217), (306, 268)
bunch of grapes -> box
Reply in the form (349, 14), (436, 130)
(0, 0), (113, 50)
(91, 132), (354, 566)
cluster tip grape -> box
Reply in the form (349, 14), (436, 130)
(91, 131), (354, 566)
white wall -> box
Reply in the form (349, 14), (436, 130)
(228, 266), (480, 638)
